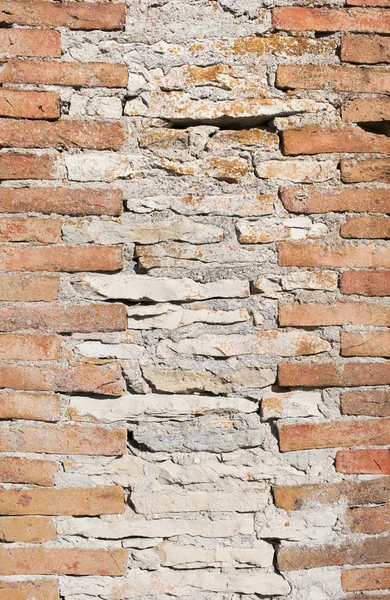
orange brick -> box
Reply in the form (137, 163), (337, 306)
(0, 580), (59, 600)
(279, 242), (390, 268)
(0, 1), (126, 30)
(273, 7), (390, 33)
(282, 127), (390, 155)
(0, 29), (61, 58)
(0, 152), (58, 180)
(342, 390), (390, 416)
(341, 216), (390, 239)
(0, 547), (128, 576)
(279, 301), (390, 326)
(342, 566), (390, 592)
(278, 361), (390, 388)
(276, 65), (389, 93)
(347, 503), (390, 534)
(0, 516), (55, 542)
(341, 158), (390, 183)
(0, 304), (127, 332)
(0, 59), (128, 87)
(347, 0), (390, 6)
(273, 477), (390, 510)
(278, 418), (390, 451)
(341, 330), (390, 356)
(0, 391), (61, 423)
(0, 363), (124, 395)
(341, 34), (390, 63)
(0, 245), (123, 272)
(0, 456), (57, 485)
(0, 187), (123, 216)
(0, 217), (61, 243)
(341, 271), (390, 296)
(280, 186), (390, 214)
(0, 485), (125, 515)
(343, 98), (390, 121)
(0, 89), (59, 119)
(0, 333), (61, 361)
(0, 119), (124, 150)
(337, 449), (390, 474)
(0, 274), (59, 301)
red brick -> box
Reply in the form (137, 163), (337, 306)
(343, 98), (390, 121)
(341, 271), (390, 296)
(0, 516), (55, 542)
(0, 119), (124, 150)
(0, 187), (123, 216)
(347, 503), (390, 534)
(0, 1), (126, 30)
(341, 330), (390, 356)
(278, 418), (390, 451)
(0, 89), (59, 119)
(278, 537), (390, 571)
(343, 597), (390, 600)
(279, 301), (390, 326)
(0, 547), (128, 576)
(0, 485), (125, 514)
(341, 158), (390, 183)
(0, 363), (124, 395)
(342, 390), (390, 416)
(0, 217), (61, 243)
(0, 391), (61, 422)
(280, 186), (390, 214)
(0, 580), (59, 600)
(337, 449), (390, 474)
(273, 7), (390, 33)
(278, 361), (390, 388)
(282, 127), (390, 155)
(276, 65), (389, 93)
(0, 274), (59, 301)
(0, 152), (58, 180)
(0, 456), (57, 486)
(0, 29), (61, 58)
(342, 566), (390, 592)
(279, 242), (390, 268)
(0, 59), (128, 87)
(0, 245), (123, 272)
(0, 303), (127, 332)
(273, 477), (390, 510)
(342, 34), (390, 63)
(347, 0), (390, 6)
(341, 216), (390, 239)
(0, 333), (61, 361)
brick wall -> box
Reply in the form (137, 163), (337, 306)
(0, 1), (389, 599)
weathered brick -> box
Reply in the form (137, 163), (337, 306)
(0, 217), (61, 243)
(340, 271), (390, 296)
(341, 216), (390, 239)
(0, 580), (59, 600)
(0, 245), (123, 272)
(278, 537), (390, 570)
(0, 456), (57, 486)
(273, 7), (390, 33)
(0, 119), (124, 150)
(341, 330), (390, 356)
(278, 362), (390, 387)
(0, 59), (128, 87)
(0, 90), (59, 119)
(341, 34), (390, 63)
(0, 516), (55, 543)
(0, 29), (61, 57)
(0, 187), (123, 216)
(276, 65), (389, 93)
(342, 566), (390, 591)
(0, 485), (125, 514)
(280, 186), (390, 214)
(0, 274), (59, 301)
(279, 242), (390, 268)
(337, 449), (390, 474)
(278, 418), (390, 451)
(341, 158), (390, 183)
(0, 391), (61, 422)
(0, 152), (58, 180)
(348, 0), (390, 4)
(343, 98), (390, 121)
(273, 477), (390, 510)
(0, 333), (61, 361)
(282, 127), (390, 155)
(342, 390), (390, 416)
(0, 303), (127, 332)
(0, 363), (124, 395)
(279, 301), (390, 326)
(0, 547), (128, 576)
(347, 503), (390, 534)
(0, 1), (126, 30)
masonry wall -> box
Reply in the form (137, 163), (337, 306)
(0, 1), (389, 599)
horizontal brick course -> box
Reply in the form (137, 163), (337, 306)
(279, 302), (390, 326)
(341, 390), (390, 416)
(0, 580), (60, 600)
(337, 449), (390, 474)
(278, 362), (390, 387)
(0, 90), (60, 119)
(341, 330), (390, 356)
(347, 503), (390, 534)
(0, 274), (59, 301)
(277, 65), (390, 93)
(282, 127), (390, 155)
(0, 29), (61, 58)
(0, 152), (58, 180)
(273, 7), (390, 32)
(342, 566), (390, 592)
(279, 243), (390, 268)
(0, 456), (58, 486)
(0, 516), (56, 543)
(341, 158), (390, 183)
(341, 34), (390, 63)
(280, 186), (390, 214)
(340, 271), (390, 296)
(341, 216), (390, 239)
